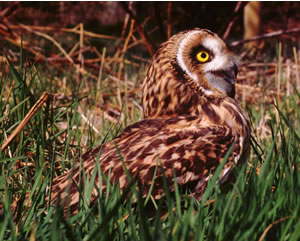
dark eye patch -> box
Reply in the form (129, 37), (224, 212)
(171, 59), (187, 82)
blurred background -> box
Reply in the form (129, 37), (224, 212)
(0, 2), (299, 59)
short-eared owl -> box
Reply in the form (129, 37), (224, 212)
(50, 28), (251, 214)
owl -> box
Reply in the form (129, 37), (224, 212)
(50, 28), (251, 214)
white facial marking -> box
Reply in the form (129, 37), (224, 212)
(177, 30), (200, 84)
(202, 37), (222, 52)
(177, 31), (220, 96)
(202, 37), (229, 72)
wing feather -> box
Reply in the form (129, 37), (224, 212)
(50, 116), (245, 212)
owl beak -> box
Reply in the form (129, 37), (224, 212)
(207, 64), (238, 98)
(223, 64), (238, 85)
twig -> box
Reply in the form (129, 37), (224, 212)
(97, 47), (106, 104)
(110, 10), (130, 66)
(68, 42), (79, 57)
(121, 2), (156, 56)
(0, 21), (43, 56)
(10, 24), (120, 40)
(1, 92), (51, 151)
(2, 35), (41, 56)
(19, 24), (109, 80)
(223, 1), (244, 40)
(117, 19), (135, 107)
(0, 2), (19, 19)
(258, 216), (290, 241)
(286, 59), (291, 98)
(78, 23), (84, 69)
(293, 47), (300, 89)
(20, 24), (74, 64)
(277, 42), (282, 103)
(230, 27), (300, 47)
(167, 2), (172, 39)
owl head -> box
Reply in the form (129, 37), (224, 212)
(143, 28), (239, 117)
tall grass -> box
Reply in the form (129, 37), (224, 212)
(0, 46), (299, 241)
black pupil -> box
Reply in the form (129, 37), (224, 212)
(201, 52), (207, 59)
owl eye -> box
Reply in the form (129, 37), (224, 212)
(196, 51), (210, 62)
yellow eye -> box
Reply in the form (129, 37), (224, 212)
(196, 51), (210, 62)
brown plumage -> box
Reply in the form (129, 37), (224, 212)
(50, 28), (251, 214)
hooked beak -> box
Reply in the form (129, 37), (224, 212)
(209, 64), (238, 98)
(222, 64), (238, 86)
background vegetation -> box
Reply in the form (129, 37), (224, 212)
(0, 2), (299, 240)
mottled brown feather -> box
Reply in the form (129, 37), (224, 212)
(49, 28), (251, 214)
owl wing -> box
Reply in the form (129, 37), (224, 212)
(50, 116), (244, 212)
(126, 121), (243, 199)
